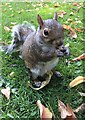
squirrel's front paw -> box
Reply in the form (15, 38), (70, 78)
(63, 47), (70, 56)
(59, 46), (70, 56)
(56, 50), (64, 57)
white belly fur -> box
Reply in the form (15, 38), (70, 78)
(31, 57), (59, 78)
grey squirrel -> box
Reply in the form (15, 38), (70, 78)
(5, 12), (70, 88)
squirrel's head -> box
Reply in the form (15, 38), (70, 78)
(37, 12), (64, 49)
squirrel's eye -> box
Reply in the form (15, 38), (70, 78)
(44, 29), (49, 36)
(43, 29), (49, 37)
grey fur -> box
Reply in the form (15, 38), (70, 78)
(21, 13), (70, 80)
(6, 22), (36, 54)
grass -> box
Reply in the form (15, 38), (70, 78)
(0, 1), (84, 119)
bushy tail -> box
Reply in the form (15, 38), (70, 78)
(11, 21), (36, 42)
(5, 21), (36, 54)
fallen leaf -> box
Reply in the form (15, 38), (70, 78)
(4, 26), (10, 32)
(66, 104), (77, 120)
(65, 43), (69, 47)
(63, 25), (77, 38)
(1, 87), (10, 100)
(70, 53), (85, 62)
(78, 92), (85, 96)
(63, 25), (70, 30)
(70, 12), (74, 16)
(69, 76), (85, 88)
(54, 3), (60, 7)
(67, 18), (72, 22)
(28, 78), (51, 90)
(58, 100), (77, 120)
(37, 100), (52, 120)
(58, 14), (64, 18)
(75, 28), (83, 32)
(58, 100), (71, 119)
(61, 11), (66, 15)
(74, 103), (85, 113)
(28, 71), (53, 90)
(9, 71), (15, 77)
(70, 31), (77, 39)
(71, 21), (76, 25)
(11, 22), (17, 25)
(73, 2), (80, 6)
(58, 11), (66, 18)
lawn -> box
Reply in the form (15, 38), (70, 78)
(0, 1), (84, 119)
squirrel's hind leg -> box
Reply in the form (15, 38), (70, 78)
(29, 71), (53, 90)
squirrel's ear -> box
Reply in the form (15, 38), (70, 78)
(37, 14), (43, 27)
(53, 12), (58, 20)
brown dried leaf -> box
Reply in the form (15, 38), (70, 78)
(70, 31), (77, 38)
(37, 100), (52, 120)
(66, 104), (77, 120)
(63, 25), (70, 30)
(1, 87), (10, 100)
(69, 76), (85, 88)
(58, 100), (71, 119)
(73, 2), (80, 6)
(4, 26), (10, 32)
(70, 53), (85, 62)
(58, 100), (77, 120)
(58, 11), (66, 18)
(75, 28), (83, 32)
(63, 25), (77, 38)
